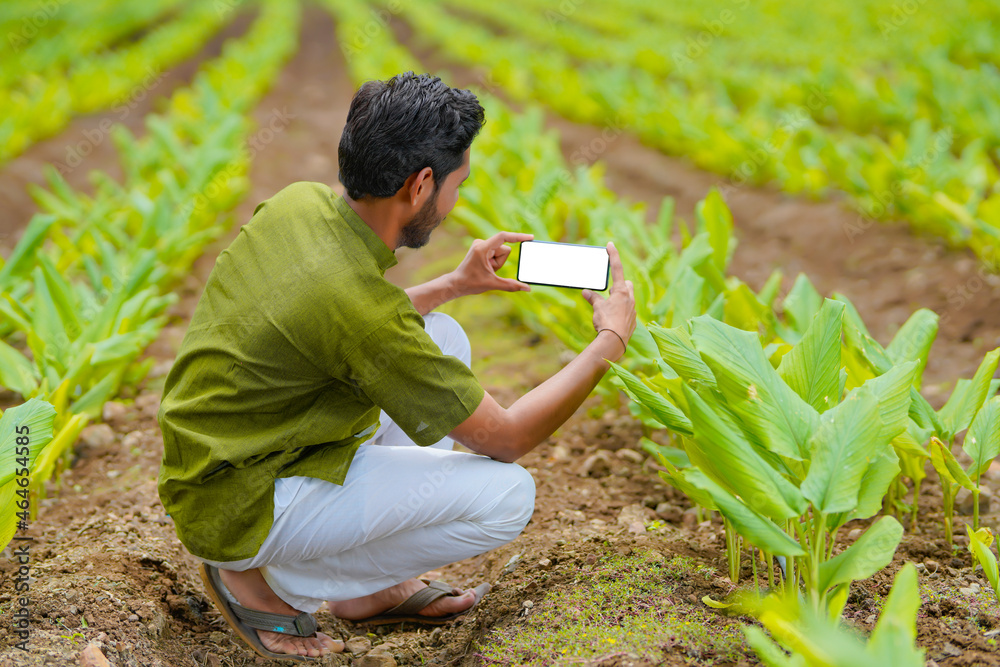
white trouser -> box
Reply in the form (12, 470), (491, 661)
(200, 313), (536, 613)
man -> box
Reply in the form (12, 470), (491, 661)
(157, 72), (636, 661)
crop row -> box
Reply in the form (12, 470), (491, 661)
(390, 0), (1000, 265)
(1, 0), (239, 163)
(0, 0), (300, 548)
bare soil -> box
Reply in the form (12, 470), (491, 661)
(0, 7), (998, 667)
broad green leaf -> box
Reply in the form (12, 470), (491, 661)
(743, 626), (806, 667)
(782, 274), (824, 336)
(610, 362), (693, 436)
(648, 324), (718, 390)
(801, 386), (887, 514)
(690, 316), (818, 461)
(817, 516), (903, 593)
(777, 299), (845, 412)
(660, 265), (705, 327)
(859, 361), (917, 443)
(0, 215), (55, 287)
(866, 564), (925, 664)
(0, 399), (57, 552)
(885, 310), (937, 389)
(938, 348), (1000, 438)
(966, 526), (999, 598)
(0, 341), (39, 398)
(723, 282), (770, 333)
(685, 470), (805, 557)
(965, 396), (1000, 480)
(908, 388), (943, 434)
(658, 468), (717, 511)
(640, 436), (690, 469)
(682, 384), (807, 521)
(929, 437), (976, 492)
(695, 188), (733, 274)
(828, 446), (901, 529)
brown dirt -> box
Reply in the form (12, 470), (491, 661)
(1, 6), (999, 667)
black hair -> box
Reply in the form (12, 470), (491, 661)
(338, 72), (486, 200)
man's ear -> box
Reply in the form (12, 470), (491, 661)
(408, 167), (435, 207)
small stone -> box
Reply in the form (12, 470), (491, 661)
(503, 554), (522, 574)
(847, 528), (863, 541)
(970, 583), (981, 593)
(924, 559), (940, 572)
(206, 654), (221, 667)
(69, 605), (78, 615)
(536, 558), (552, 570)
(102, 402), (128, 423)
(79, 644), (112, 667)
(617, 504), (652, 535)
(128, 614), (139, 622)
(345, 636), (372, 656)
(550, 444), (571, 461)
(865, 614), (876, 624)
(586, 554), (598, 565)
(957, 489), (991, 516)
(355, 655), (397, 667)
(429, 628), (443, 644)
(960, 587), (976, 596)
(943, 642), (963, 657)
(915, 563), (926, 573)
(681, 509), (698, 529)
(522, 600), (533, 608)
(946, 566), (960, 577)
(654, 502), (681, 523)
(579, 451), (612, 478)
(615, 449), (644, 464)
(79, 424), (116, 450)
(687, 594), (697, 604)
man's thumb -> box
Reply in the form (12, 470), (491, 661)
(581, 289), (597, 304)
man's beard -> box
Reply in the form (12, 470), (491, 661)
(397, 190), (443, 249)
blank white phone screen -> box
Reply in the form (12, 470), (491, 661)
(517, 241), (609, 290)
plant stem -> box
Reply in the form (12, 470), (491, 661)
(910, 477), (922, 531)
(943, 478), (954, 546)
(766, 550), (775, 591)
(974, 471), (981, 531)
(752, 545), (759, 592)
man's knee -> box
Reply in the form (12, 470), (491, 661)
(481, 463), (536, 541)
(423, 312), (471, 367)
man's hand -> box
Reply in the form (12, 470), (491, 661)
(450, 232), (534, 297)
(581, 242), (636, 361)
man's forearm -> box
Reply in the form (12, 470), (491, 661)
(405, 273), (464, 316)
(497, 330), (623, 460)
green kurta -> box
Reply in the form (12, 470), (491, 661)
(157, 182), (485, 562)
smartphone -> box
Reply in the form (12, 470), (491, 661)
(516, 241), (610, 291)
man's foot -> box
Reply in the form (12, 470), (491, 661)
(218, 568), (343, 658)
(327, 578), (478, 620)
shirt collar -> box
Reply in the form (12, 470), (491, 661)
(332, 193), (398, 274)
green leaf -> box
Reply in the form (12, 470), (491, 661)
(777, 299), (845, 413)
(640, 436), (690, 468)
(685, 470), (805, 557)
(723, 282), (770, 333)
(965, 397), (1000, 480)
(938, 348), (1000, 438)
(658, 468), (717, 511)
(690, 315), (818, 461)
(829, 446), (901, 528)
(610, 362), (693, 436)
(801, 386), (887, 514)
(866, 564), (925, 665)
(682, 384), (807, 521)
(966, 526), (999, 599)
(648, 324), (718, 391)
(782, 274), (824, 337)
(929, 437), (976, 492)
(0, 215), (55, 287)
(742, 626), (807, 667)
(0, 341), (39, 398)
(0, 399), (57, 552)
(885, 310), (937, 389)
(859, 361), (917, 443)
(696, 188), (734, 274)
(817, 516), (903, 593)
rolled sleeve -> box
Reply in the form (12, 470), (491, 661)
(346, 308), (485, 446)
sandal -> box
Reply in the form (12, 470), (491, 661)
(199, 563), (330, 663)
(352, 578), (491, 626)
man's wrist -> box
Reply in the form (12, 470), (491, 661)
(594, 329), (626, 362)
(443, 271), (468, 300)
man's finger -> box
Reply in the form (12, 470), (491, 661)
(489, 231), (534, 247)
(496, 277), (531, 292)
(581, 289), (599, 305)
(607, 241), (626, 290)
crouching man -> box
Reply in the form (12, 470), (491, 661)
(157, 71), (636, 661)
